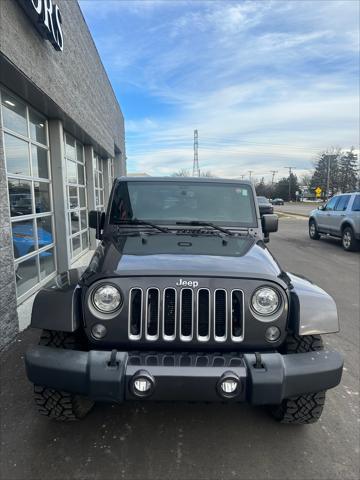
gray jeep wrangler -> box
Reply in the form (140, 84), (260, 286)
(25, 177), (343, 423)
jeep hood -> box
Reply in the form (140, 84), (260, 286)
(83, 233), (285, 284)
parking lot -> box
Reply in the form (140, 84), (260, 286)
(0, 216), (359, 480)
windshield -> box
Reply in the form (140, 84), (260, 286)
(110, 181), (257, 227)
(257, 196), (269, 203)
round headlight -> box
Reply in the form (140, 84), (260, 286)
(92, 284), (122, 313)
(251, 287), (280, 316)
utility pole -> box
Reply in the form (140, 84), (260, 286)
(248, 170), (253, 182)
(240, 174), (245, 179)
(270, 170), (278, 185)
(325, 154), (337, 200)
(285, 166), (296, 201)
(192, 129), (200, 177)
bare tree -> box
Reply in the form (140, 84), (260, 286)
(172, 169), (191, 177)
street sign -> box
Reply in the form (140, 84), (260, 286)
(315, 186), (322, 198)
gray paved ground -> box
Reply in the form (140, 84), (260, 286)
(274, 203), (321, 216)
(1, 217), (359, 480)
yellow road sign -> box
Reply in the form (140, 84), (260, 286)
(315, 187), (322, 195)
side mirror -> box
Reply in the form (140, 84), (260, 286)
(89, 210), (105, 239)
(318, 205), (325, 210)
(262, 214), (278, 242)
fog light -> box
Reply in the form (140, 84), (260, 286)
(91, 323), (107, 339)
(134, 378), (152, 393)
(130, 370), (155, 397)
(220, 379), (238, 394)
(265, 326), (281, 342)
(217, 372), (240, 398)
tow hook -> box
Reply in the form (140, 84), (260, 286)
(254, 352), (264, 369)
(108, 349), (118, 367)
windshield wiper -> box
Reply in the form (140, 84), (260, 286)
(115, 218), (170, 233)
(175, 221), (234, 236)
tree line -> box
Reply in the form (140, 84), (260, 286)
(172, 147), (359, 202)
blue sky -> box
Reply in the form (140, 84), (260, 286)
(79, 0), (359, 181)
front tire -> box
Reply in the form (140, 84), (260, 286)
(309, 220), (320, 240)
(342, 226), (359, 252)
(33, 330), (94, 421)
(270, 334), (326, 424)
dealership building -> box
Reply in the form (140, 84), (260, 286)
(0, 0), (126, 348)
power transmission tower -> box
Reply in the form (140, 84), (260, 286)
(270, 170), (278, 185)
(285, 166), (296, 201)
(193, 129), (200, 177)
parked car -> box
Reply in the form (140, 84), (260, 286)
(309, 192), (360, 251)
(272, 198), (284, 205)
(12, 223), (53, 258)
(256, 196), (274, 215)
(25, 177), (343, 424)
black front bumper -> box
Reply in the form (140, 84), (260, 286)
(25, 347), (343, 405)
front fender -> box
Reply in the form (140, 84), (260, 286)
(288, 273), (339, 335)
(31, 268), (85, 332)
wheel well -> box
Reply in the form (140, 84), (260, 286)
(341, 222), (353, 234)
(309, 217), (316, 225)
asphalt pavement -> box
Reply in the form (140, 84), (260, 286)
(0, 216), (359, 480)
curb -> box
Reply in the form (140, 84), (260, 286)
(275, 210), (309, 218)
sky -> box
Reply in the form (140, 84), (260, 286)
(79, 0), (359, 182)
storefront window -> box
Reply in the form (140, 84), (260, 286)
(1, 88), (56, 300)
(94, 153), (105, 210)
(64, 132), (89, 260)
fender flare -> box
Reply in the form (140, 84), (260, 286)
(31, 268), (86, 332)
(288, 273), (339, 335)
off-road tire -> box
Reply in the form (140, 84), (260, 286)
(270, 333), (326, 424)
(342, 226), (359, 252)
(309, 220), (320, 240)
(33, 330), (94, 421)
(271, 391), (326, 424)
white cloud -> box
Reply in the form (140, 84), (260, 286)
(80, 0), (359, 178)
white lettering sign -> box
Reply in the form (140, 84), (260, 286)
(19, 0), (63, 51)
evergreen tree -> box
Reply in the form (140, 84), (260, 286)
(310, 149), (341, 198)
(273, 174), (300, 201)
(338, 148), (359, 192)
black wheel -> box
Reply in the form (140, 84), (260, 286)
(342, 226), (359, 252)
(33, 330), (94, 421)
(270, 333), (326, 424)
(309, 220), (320, 240)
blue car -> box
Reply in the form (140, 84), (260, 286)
(12, 223), (52, 259)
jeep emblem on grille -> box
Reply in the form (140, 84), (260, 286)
(176, 278), (199, 288)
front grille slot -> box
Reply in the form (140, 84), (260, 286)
(180, 289), (193, 340)
(231, 290), (244, 340)
(129, 288), (142, 339)
(197, 289), (210, 340)
(214, 289), (227, 340)
(163, 288), (176, 340)
(146, 288), (160, 339)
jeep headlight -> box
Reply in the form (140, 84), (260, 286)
(91, 284), (122, 313)
(251, 287), (280, 316)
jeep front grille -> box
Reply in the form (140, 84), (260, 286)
(128, 287), (244, 343)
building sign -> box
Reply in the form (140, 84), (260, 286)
(18, 0), (63, 51)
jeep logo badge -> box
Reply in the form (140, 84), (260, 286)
(176, 278), (199, 288)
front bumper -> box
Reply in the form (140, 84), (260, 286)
(25, 348), (343, 405)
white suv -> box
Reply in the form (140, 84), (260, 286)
(309, 192), (360, 251)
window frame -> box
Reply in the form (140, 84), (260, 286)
(64, 131), (89, 261)
(0, 87), (57, 303)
